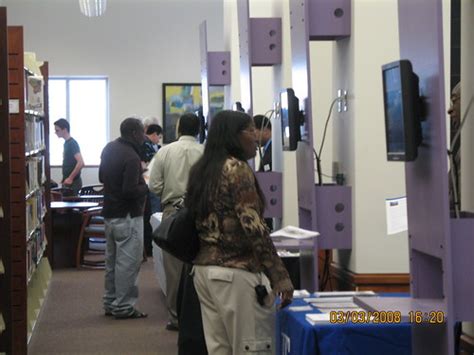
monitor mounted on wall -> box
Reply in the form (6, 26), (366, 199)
(382, 59), (422, 161)
(233, 101), (245, 113)
(280, 88), (303, 151)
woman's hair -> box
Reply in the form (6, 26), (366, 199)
(186, 110), (264, 218)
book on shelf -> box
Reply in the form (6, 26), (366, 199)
(26, 75), (44, 114)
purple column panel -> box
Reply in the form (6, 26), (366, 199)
(314, 185), (352, 249)
(308, 0), (351, 40)
(250, 18), (282, 66)
(451, 219), (474, 321)
(255, 172), (282, 218)
(236, 0), (253, 116)
(398, 0), (454, 353)
(208, 51), (231, 86)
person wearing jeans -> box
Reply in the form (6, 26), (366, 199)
(99, 117), (148, 319)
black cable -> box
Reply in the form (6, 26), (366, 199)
(313, 148), (323, 186)
(318, 97), (340, 159)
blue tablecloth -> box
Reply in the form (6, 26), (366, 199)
(276, 293), (412, 355)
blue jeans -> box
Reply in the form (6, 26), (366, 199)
(103, 214), (144, 317)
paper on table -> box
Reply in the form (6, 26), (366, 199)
(305, 313), (331, 325)
(312, 302), (359, 309)
(304, 297), (354, 303)
(288, 305), (313, 312)
(319, 307), (367, 314)
(270, 225), (320, 239)
(293, 289), (311, 298)
(314, 291), (376, 298)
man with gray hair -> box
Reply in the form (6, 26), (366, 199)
(99, 117), (149, 319)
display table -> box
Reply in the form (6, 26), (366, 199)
(276, 293), (411, 355)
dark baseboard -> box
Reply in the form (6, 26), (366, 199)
(329, 262), (410, 292)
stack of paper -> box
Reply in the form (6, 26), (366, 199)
(307, 297), (359, 310)
(293, 289), (311, 298)
(314, 290), (376, 297)
(270, 226), (320, 240)
(305, 313), (331, 325)
(288, 305), (313, 312)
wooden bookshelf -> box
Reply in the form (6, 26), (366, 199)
(0, 7), (12, 354)
(0, 8), (52, 353)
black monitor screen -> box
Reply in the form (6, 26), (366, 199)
(280, 90), (290, 149)
(280, 88), (301, 151)
(383, 66), (405, 154)
(382, 59), (421, 161)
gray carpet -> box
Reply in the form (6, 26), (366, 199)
(28, 261), (178, 355)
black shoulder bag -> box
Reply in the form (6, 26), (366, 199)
(153, 206), (199, 263)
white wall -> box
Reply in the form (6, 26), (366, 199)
(6, 0), (457, 276)
(332, 0), (409, 273)
(5, 0), (223, 185)
(232, 0), (409, 274)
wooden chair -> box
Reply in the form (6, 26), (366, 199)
(76, 206), (106, 269)
(77, 184), (104, 204)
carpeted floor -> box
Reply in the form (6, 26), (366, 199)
(28, 261), (178, 355)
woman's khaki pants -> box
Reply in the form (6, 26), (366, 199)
(193, 265), (275, 355)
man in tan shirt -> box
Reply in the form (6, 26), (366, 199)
(149, 112), (203, 330)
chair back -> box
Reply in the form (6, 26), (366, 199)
(77, 184), (104, 204)
(78, 184), (104, 196)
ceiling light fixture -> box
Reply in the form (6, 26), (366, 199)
(79, 0), (107, 17)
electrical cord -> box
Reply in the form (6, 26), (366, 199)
(312, 96), (344, 185)
(448, 94), (473, 218)
(318, 97), (341, 158)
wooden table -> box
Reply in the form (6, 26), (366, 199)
(50, 201), (99, 268)
(51, 201), (99, 210)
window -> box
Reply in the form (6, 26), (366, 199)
(49, 77), (108, 166)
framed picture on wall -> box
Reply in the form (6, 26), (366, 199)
(162, 83), (225, 144)
(162, 83), (201, 144)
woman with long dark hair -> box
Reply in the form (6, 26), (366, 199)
(186, 110), (293, 354)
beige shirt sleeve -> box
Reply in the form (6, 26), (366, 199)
(149, 149), (164, 196)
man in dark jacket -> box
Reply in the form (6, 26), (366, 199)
(99, 117), (148, 319)
(253, 114), (272, 172)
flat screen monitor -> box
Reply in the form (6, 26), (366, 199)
(280, 88), (302, 151)
(233, 101), (245, 113)
(195, 107), (206, 144)
(382, 60), (421, 161)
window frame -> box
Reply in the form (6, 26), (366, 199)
(49, 76), (109, 167)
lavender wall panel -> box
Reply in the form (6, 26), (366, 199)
(315, 185), (352, 249)
(451, 219), (474, 321)
(308, 0), (351, 40)
(208, 51), (231, 86)
(399, 0), (450, 262)
(250, 18), (282, 66)
(398, 0), (454, 353)
(255, 172), (282, 218)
